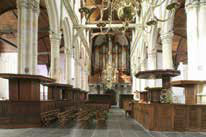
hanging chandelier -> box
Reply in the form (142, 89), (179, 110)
(102, 36), (118, 89)
(79, 0), (180, 32)
(102, 61), (118, 89)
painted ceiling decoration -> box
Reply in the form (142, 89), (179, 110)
(114, 34), (128, 46)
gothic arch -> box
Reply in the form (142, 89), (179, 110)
(62, 17), (72, 52)
(75, 40), (80, 60)
(44, 0), (60, 33)
(73, 33), (81, 60)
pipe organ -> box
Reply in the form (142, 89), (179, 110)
(90, 34), (131, 84)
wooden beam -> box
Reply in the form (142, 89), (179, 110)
(0, 37), (17, 48)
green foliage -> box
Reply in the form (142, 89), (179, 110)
(160, 89), (173, 104)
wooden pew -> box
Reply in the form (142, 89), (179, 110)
(40, 109), (60, 127)
(57, 107), (78, 128)
(96, 110), (107, 127)
(76, 109), (93, 128)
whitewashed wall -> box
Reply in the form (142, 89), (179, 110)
(172, 62), (188, 104)
(37, 64), (48, 100)
(0, 53), (17, 100)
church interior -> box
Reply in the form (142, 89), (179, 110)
(1, 0), (206, 137)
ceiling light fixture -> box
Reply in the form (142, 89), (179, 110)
(79, 0), (180, 32)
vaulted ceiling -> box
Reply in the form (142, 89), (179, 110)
(0, 0), (187, 68)
(0, 0), (64, 65)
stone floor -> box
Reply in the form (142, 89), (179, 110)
(0, 108), (206, 137)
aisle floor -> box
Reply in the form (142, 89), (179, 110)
(0, 108), (206, 137)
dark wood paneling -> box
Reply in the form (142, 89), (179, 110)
(119, 94), (133, 108)
(174, 105), (186, 131)
(88, 94), (113, 105)
(9, 79), (19, 100)
(132, 103), (206, 131)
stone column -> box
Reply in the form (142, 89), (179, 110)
(185, 1), (199, 80)
(65, 49), (72, 84)
(160, 32), (174, 70)
(185, 0), (206, 80)
(135, 57), (141, 91)
(185, 1), (206, 100)
(74, 59), (78, 88)
(140, 37), (147, 91)
(147, 26), (158, 86)
(198, 1), (206, 80)
(82, 68), (85, 90)
(17, 0), (40, 74)
(140, 61), (147, 91)
(132, 73), (136, 91)
(147, 26), (158, 70)
(32, 0), (40, 74)
(78, 62), (81, 89)
(50, 32), (62, 82)
(83, 67), (87, 90)
(80, 65), (83, 89)
(85, 69), (89, 91)
(75, 60), (81, 88)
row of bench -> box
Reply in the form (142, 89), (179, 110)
(40, 103), (109, 128)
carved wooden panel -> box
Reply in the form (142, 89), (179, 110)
(201, 106), (206, 129)
(185, 86), (196, 104)
(174, 106), (186, 131)
(154, 104), (173, 131)
(188, 107), (199, 129)
(9, 79), (19, 101)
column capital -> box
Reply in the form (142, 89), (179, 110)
(33, 0), (40, 14)
(131, 69), (136, 75)
(17, 0), (39, 11)
(185, 1), (199, 12)
(148, 49), (157, 55)
(185, 0), (206, 9)
(160, 31), (174, 45)
(49, 31), (62, 40)
(65, 48), (73, 55)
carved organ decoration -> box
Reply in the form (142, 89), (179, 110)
(90, 33), (130, 84)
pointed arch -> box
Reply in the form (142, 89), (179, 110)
(44, 0), (60, 33)
(62, 17), (72, 52)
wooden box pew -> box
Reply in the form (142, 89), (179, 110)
(57, 106), (79, 128)
(132, 102), (206, 131)
(0, 73), (54, 128)
(0, 73), (54, 101)
(79, 90), (88, 102)
(76, 108), (94, 128)
(119, 94), (134, 108)
(85, 102), (110, 112)
(171, 80), (206, 104)
(40, 109), (60, 127)
(43, 83), (73, 101)
(40, 100), (74, 127)
(123, 100), (133, 117)
(96, 110), (107, 127)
